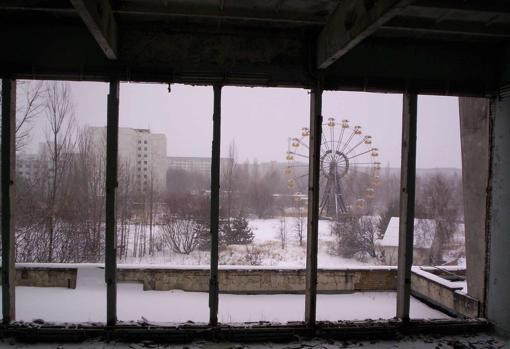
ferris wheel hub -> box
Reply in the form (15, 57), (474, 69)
(320, 150), (349, 179)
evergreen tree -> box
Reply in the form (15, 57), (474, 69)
(220, 214), (254, 245)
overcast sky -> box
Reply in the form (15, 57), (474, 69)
(27, 82), (462, 169)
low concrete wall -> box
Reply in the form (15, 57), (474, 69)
(7, 264), (479, 320)
(118, 267), (398, 294)
(5, 265), (481, 319)
(15, 267), (77, 289)
(3, 265), (397, 294)
(411, 268), (479, 318)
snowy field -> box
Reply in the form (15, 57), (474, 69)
(6, 267), (448, 324)
(120, 218), (379, 268)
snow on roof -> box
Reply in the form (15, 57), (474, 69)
(380, 217), (437, 249)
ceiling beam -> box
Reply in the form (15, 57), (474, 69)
(382, 19), (510, 38)
(0, 20), (501, 96)
(113, 3), (326, 25)
(410, 0), (510, 14)
(0, 0), (72, 13)
(70, 0), (117, 60)
(317, 0), (413, 69)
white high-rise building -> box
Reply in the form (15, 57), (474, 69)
(88, 127), (167, 193)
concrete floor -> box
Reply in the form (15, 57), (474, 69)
(0, 334), (508, 349)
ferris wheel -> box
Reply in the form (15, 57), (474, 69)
(285, 117), (381, 219)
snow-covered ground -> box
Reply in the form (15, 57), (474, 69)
(6, 266), (448, 324)
(120, 218), (379, 268)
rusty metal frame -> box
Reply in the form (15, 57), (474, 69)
(305, 81), (323, 327)
(396, 93), (418, 321)
(1, 319), (488, 342)
(1, 78), (16, 325)
(105, 80), (120, 326)
(209, 84), (222, 326)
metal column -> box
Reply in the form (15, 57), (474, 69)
(1, 79), (16, 325)
(305, 82), (322, 327)
(209, 85), (222, 326)
(396, 93), (418, 321)
(105, 80), (120, 326)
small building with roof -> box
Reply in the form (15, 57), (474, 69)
(378, 217), (465, 266)
(378, 217), (437, 266)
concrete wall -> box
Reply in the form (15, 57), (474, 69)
(118, 268), (397, 293)
(411, 269), (478, 318)
(4, 267), (77, 288)
(8, 265), (485, 320)
(0, 266), (398, 293)
(487, 96), (510, 337)
(458, 97), (490, 305)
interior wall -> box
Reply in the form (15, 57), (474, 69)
(487, 96), (510, 337)
(458, 97), (490, 309)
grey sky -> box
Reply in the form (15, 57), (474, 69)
(27, 82), (462, 169)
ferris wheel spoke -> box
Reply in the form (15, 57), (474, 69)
(289, 152), (309, 159)
(340, 130), (356, 154)
(293, 173), (308, 180)
(336, 155), (348, 165)
(330, 126), (335, 154)
(321, 132), (331, 152)
(298, 138), (309, 150)
(347, 148), (373, 160)
(335, 127), (346, 154)
(344, 138), (367, 156)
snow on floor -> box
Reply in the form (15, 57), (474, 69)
(5, 266), (448, 324)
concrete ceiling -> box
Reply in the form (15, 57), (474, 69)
(1, 0), (509, 96)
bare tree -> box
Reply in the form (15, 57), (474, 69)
(15, 175), (47, 262)
(294, 211), (306, 247)
(147, 163), (163, 256)
(16, 80), (46, 150)
(160, 217), (200, 254)
(117, 159), (137, 260)
(248, 178), (274, 218)
(43, 81), (76, 262)
(332, 215), (377, 261)
(222, 140), (238, 222)
(419, 173), (462, 264)
(278, 214), (287, 250)
(72, 127), (106, 261)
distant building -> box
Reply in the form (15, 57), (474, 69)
(16, 151), (49, 181)
(167, 156), (232, 177)
(378, 217), (464, 266)
(89, 127), (167, 193)
(378, 217), (436, 265)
